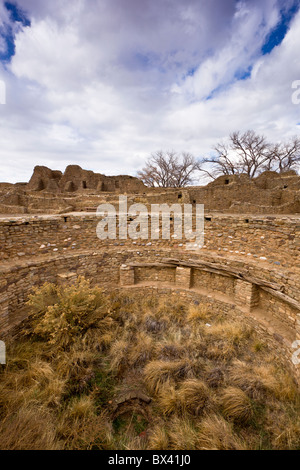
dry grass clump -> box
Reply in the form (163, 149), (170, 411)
(57, 407), (110, 450)
(148, 421), (170, 450)
(196, 414), (246, 450)
(127, 332), (157, 367)
(0, 357), (67, 412)
(108, 339), (130, 374)
(271, 419), (300, 450)
(66, 395), (95, 419)
(0, 406), (60, 450)
(205, 340), (237, 361)
(155, 297), (188, 325)
(144, 360), (195, 395)
(178, 379), (210, 415)
(158, 379), (210, 416)
(156, 383), (179, 415)
(1, 280), (300, 450)
(220, 387), (254, 424)
(187, 303), (211, 323)
(229, 360), (299, 403)
(253, 365), (298, 402)
(207, 321), (253, 346)
(167, 415), (198, 450)
(227, 360), (267, 399)
(203, 321), (254, 361)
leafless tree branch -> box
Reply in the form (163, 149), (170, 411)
(138, 151), (201, 187)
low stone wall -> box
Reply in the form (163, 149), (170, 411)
(1, 248), (300, 336)
(191, 269), (236, 297)
(258, 289), (299, 333)
(0, 212), (299, 386)
(134, 265), (176, 284)
(0, 213), (299, 270)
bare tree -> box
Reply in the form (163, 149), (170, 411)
(230, 130), (272, 178)
(138, 151), (200, 187)
(201, 130), (272, 179)
(200, 142), (240, 179)
(200, 130), (300, 180)
(266, 137), (300, 173)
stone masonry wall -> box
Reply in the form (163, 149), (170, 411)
(0, 212), (299, 384)
(0, 214), (299, 269)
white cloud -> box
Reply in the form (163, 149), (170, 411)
(0, 0), (299, 183)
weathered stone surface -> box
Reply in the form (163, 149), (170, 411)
(0, 166), (300, 215)
(0, 165), (300, 387)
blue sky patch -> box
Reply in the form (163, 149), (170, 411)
(5, 2), (30, 26)
(234, 65), (252, 81)
(262, 1), (299, 55)
(0, 2), (31, 62)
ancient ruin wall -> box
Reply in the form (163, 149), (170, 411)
(0, 213), (299, 267)
(1, 248), (299, 382)
(1, 167), (300, 215)
(0, 212), (299, 384)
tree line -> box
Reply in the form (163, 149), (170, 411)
(137, 130), (300, 187)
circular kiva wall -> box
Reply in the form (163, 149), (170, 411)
(0, 213), (299, 383)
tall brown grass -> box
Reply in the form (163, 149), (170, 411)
(0, 279), (299, 450)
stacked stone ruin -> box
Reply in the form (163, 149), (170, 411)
(0, 165), (299, 384)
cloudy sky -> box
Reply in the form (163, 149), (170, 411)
(0, 0), (299, 183)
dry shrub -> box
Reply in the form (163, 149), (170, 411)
(196, 414), (246, 450)
(1, 284), (300, 450)
(220, 387), (254, 424)
(28, 277), (108, 349)
(26, 282), (59, 318)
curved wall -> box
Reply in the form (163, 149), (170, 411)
(0, 213), (299, 383)
(0, 213), (299, 267)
